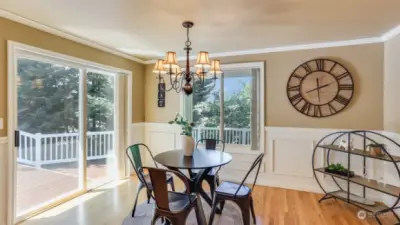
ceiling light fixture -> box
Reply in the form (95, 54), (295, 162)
(153, 21), (222, 95)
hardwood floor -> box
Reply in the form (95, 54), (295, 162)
(20, 176), (397, 225)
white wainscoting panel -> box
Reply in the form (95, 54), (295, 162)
(140, 124), (400, 197)
(126, 123), (145, 176)
(272, 139), (315, 178)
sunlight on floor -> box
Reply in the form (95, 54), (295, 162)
(26, 179), (129, 220)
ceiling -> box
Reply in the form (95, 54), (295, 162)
(1, 0), (400, 61)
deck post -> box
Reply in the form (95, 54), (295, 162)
(35, 133), (42, 168)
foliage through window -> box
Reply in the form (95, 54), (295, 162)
(189, 65), (261, 150)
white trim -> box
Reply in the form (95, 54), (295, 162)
(0, 137), (7, 144)
(9, 41), (132, 75)
(144, 37), (383, 64)
(7, 41), (17, 225)
(0, 9), (145, 64)
(381, 25), (400, 41)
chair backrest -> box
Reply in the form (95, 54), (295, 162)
(126, 143), (157, 185)
(234, 153), (264, 197)
(144, 167), (192, 212)
(196, 138), (225, 152)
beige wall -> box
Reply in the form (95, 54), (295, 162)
(0, 18), (146, 137)
(145, 43), (384, 130)
(384, 34), (400, 132)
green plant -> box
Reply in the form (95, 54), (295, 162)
(168, 113), (195, 136)
(327, 163), (347, 172)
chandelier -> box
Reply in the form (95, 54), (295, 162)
(152, 21), (223, 95)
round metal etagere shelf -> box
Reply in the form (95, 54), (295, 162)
(312, 130), (400, 225)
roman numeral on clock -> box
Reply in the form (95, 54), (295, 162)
(301, 102), (311, 114)
(314, 105), (322, 117)
(328, 103), (337, 114)
(292, 74), (303, 80)
(334, 94), (350, 105)
(301, 63), (312, 73)
(336, 72), (350, 80)
(288, 85), (300, 91)
(339, 84), (353, 90)
(316, 59), (325, 71)
(289, 93), (302, 102)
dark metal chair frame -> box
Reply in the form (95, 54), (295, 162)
(191, 138), (225, 198)
(209, 153), (264, 225)
(143, 167), (204, 225)
(126, 143), (175, 217)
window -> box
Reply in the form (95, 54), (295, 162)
(184, 62), (264, 151)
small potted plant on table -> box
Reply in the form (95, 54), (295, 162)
(169, 113), (195, 157)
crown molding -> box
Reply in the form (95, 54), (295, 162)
(144, 37), (383, 64)
(0, 9), (146, 64)
(2, 8), (399, 65)
(381, 25), (400, 42)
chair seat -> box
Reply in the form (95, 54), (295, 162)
(168, 192), (197, 212)
(216, 181), (251, 197)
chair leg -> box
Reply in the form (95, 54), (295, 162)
(132, 184), (144, 217)
(236, 198), (251, 225)
(208, 195), (219, 225)
(169, 179), (175, 191)
(220, 200), (226, 213)
(250, 197), (256, 224)
(147, 190), (152, 204)
(207, 177), (215, 199)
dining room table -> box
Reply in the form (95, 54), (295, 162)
(154, 149), (232, 225)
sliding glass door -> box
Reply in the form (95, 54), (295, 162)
(188, 63), (263, 151)
(14, 57), (118, 222)
(86, 71), (117, 189)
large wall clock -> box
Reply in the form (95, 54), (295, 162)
(286, 59), (354, 118)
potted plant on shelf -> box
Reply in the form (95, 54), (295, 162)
(367, 143), (386, 157)
(169, 113), (195, 157)
(325, 163), (355, 177)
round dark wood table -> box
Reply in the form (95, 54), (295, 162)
(154, 149), (232, 224)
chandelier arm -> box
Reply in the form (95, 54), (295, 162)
(174, 72), (185, 93)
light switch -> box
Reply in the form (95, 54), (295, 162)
(0, 118), (3, 130)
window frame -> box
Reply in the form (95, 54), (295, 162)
(182, 62), (265, 154)
(7, 41), (133, 224)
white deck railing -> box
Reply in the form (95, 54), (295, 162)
(18, 131), (114, 168)
(192, 127), (251, 145)
(18, 127), (250, 168)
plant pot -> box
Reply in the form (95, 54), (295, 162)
(182, 135), (195, 157)
(324, 167), (355, 178)
(368, 146), (385, 157)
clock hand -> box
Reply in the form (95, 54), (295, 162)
(317, 78), (321, 103)
(306, 82), (334, 93)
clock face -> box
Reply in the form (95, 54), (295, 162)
(287, 59), (354, 118)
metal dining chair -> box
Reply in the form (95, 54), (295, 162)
(143, 167), (202, 225)
(208, 153), (264, 225)
(126, 143), (175, 217)
(191, 138), (225, 198)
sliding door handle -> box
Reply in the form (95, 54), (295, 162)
(14, 130), (20, 147)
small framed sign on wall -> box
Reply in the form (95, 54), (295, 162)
(158, 83), (165, 107)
